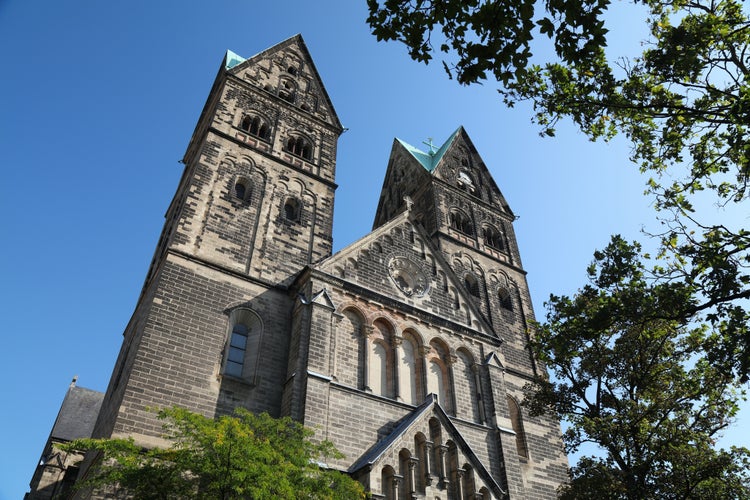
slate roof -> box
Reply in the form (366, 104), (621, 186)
(49, 381), (104, 442)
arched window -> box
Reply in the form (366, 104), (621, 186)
(398, 333), (421, 405)
(449, 210), (473, 236)
(482, 225), (505, 251)
(339, 308), (364, 389)
(283, 198), (300, 221)
(498, 287), (513, 311)
(382, 465), (397, 500)
(285, 136), (312, 160)
(368, 320), (394, 398)
(399, 449), (413, 499)
(224, 309), (262, 382)
(239, 115), (270, 140)
(463, 465), (477, 499)
(464, 274), (480, 298)
(427, 360), (449, 410)
(508, 396), (529, 459)
(427, 340), (453, 414)
(233, 177), (251, 202)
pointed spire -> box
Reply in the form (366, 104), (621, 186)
(396, 127), (462, 172)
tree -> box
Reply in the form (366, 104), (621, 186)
(367, 0), (750, 380)
(525, 235), (750, 499)
(63, 407), (366, 500)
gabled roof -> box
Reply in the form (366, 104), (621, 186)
(348, 394), (506, 498)
(396, 127), (461, 173)
(312, 210), (497, 338)
(222, 34), (342, 131)
(49, 378), (104, 442)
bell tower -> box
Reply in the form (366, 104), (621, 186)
(373, 128), (538, 371)
(91, 35), (343, 446)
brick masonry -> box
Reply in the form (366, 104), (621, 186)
(33, 35), (569, 500)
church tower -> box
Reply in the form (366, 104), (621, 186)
(91, 35), (343, 446)
(29, 36), (569, 500)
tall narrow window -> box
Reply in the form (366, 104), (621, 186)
(498, 287), (513, 311)
(224, 309), (262, 382)
(398, 335), (419, 404)
(508, 396), (529, 459)
(225, 323), (248, 378)
(369, 341), (388, 396)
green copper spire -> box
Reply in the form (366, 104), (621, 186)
(396, 127), (461, 172)
(224, 50), (246, 70)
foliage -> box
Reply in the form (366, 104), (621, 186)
(525, 235), (750, 498)
(367, 0), (750, 380)
(63, 407), (366, 500)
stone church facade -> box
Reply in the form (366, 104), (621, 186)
(28, 35), (568, 499)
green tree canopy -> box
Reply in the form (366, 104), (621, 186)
(525, 236), (750, 499)
(367, 0), (750, 380)
(64, 407), (366, 500)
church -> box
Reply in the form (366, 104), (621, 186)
(28, 35), (568, 499)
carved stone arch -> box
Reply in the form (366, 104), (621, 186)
(448, 207), (474, 235)
(238, 109), (272, 140)
(284, 129), (315, 161)
(398, 327), (425, 405)
(369, 316), (397, 398)
(427, 337), (454, 414)
(337, 305), (367, 389)
(381, 234), (394, 247)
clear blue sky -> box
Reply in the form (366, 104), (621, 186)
(0, 2), (746, 499)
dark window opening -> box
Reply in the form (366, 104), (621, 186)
(483, 226), (504, 251)
(279, 80), (296, 103)
(239, 115), (269, 140)
(449, 211), (473, 236)
(499, 288), (513, 310)
(284, 198), (300, 221)
(286, 136), (312, 160)
(465, 274), (480, 297)
(234, 182), (247, 201)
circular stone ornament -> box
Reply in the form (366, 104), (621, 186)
(387, 256), (430, 297)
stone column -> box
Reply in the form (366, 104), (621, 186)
(456, 468), (466, 500)
(408, 457), (419, 498)
(424, 440), (435, 485)
(393, 335), (403, 401)
(392, 474), (404, 500)
(438, 444), (450, 487)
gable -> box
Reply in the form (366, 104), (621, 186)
(224, 34), (341, 130)
(315, 212), (495, 337)
(349, 395), (505, 499)
(413, 128), (514, 216)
